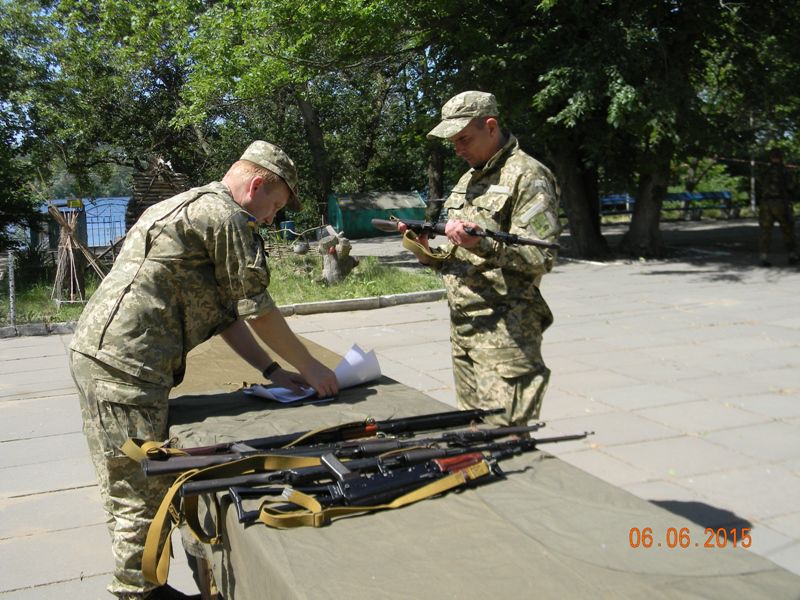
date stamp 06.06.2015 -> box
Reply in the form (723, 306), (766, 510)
(628, 527), (752, 550)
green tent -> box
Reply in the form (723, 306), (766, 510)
(327, 191), (427, 239)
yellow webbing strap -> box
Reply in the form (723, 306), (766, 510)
(143, 467), (198, 585)
(127, 419), (370, 463)
(402, 230), (455, 263)
(142, 452), (324, 585)
(257, 460), (492, 529)
(121, 438), (188, 462)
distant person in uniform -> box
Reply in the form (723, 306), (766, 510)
(69, 141), (338, 600)
(757, 148), (798, 267)
(400, 91), (561, 426)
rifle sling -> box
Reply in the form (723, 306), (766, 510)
(142, 453), (324, 585)
(402, 230), (454, 262)
(121, 438), (189, 462)
(257, 460), (491, 529)
(125, 418), (378, 461)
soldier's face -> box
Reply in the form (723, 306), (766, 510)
(449, 118), (499, 168)
(248, 178), (290, 224)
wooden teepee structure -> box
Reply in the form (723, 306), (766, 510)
(49, 203), (105, 306)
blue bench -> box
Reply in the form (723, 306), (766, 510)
(599, 193), (636, 214)
(663, 191), (737, 220)
(599, 191), (739, 219)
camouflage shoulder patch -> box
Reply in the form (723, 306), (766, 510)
(487, 184), (511, 195)
(532, 179), (549, 190)
(519, 192), (547, 225)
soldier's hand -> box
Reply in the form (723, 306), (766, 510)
(398, 222), (432, 265)
(445, 219), (482, 248)
(301, 360), (339, 398)
(269, 368), (309, 394)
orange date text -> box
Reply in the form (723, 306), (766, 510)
(628, 527), (752, 549)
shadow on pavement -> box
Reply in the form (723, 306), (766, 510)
(559, 219), (800, 282)
(651, 499), (753, 535)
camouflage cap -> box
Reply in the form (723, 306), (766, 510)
(240, 141), (301, 210)
(427, 91), (499, 139)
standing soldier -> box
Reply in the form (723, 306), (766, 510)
(69, 141), (338, 599)
(402, 91), (561, 426)
(758, 148), (798, 267)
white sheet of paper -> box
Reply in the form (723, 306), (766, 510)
(244, 385), (317, 403)
(334, 344), (382, 388)
(243, 344), (382, 403)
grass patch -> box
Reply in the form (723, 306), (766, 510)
(0, 279), (99, 325)
(1, 255), (442, 325)
(266, 254), (443, 306)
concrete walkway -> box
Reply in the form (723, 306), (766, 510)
(304, 218), (800, 577)
(2, 217), (800, 598)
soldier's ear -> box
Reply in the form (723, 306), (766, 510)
(485, 117), (500, 136)
(247, 175), (265, 197)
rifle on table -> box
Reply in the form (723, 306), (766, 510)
(177, 424), (545, 494)
(141, 415), (591, 586)
(145, 422), (543, 477)
(222, 432), (593, 524)
(371, 217), (560, 250)
(142, 408), (507, 476)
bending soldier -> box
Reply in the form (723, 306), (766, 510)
(69, 141), (338, 599)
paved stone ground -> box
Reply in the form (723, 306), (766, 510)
(304, 217), (800, 576)
(1, 216), (799, 598)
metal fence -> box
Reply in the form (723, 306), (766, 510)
(84, 197), (128, 248)
(2, 198), (130, 329)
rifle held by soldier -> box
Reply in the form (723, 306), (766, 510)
(371, 217), (560, 250)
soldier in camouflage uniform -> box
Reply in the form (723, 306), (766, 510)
(404, 91), (560, 426)
(69, 141), (338, 599)
(757, 148), (798, 267)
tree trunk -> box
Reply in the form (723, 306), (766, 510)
(295, 87), (332, 222)
(552, 140), (610, 259)
(318, 230), (358, 285)
(620, 148), (671, 257)
(425, 143), (445, 221)
(355, 76), (391, 192)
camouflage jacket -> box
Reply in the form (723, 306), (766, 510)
(70, 182), (275, 387)
(434, 135), (561, 348)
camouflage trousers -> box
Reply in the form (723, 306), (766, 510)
(758, 199), (797, 258)
(69, 350), (172, 599)
(451, 341), (551, 426)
